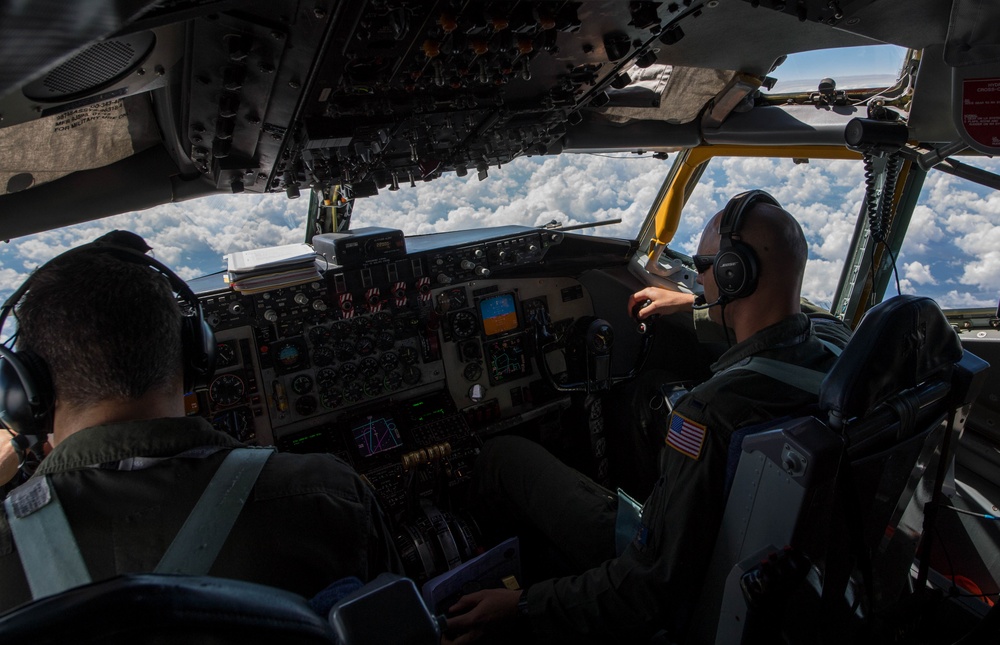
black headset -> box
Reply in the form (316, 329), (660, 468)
(0, 232), (216, 437)
(713, 189), (781, 303)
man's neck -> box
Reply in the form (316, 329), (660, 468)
(729, 297), (801, 344)
(52, 389), (185, 447)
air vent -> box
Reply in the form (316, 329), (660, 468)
(23, 31), (155, 102)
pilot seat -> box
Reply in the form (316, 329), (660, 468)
(691, 295), (989, 644)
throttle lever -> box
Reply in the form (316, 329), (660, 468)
(632, 299), (658, 335)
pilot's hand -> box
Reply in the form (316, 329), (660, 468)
(628, 287), (696, 319)
(443, 588), (521, 644)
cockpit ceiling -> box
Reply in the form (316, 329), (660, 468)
(0, 0), (956, 229)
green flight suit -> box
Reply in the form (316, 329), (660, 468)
(0, 417), (403, 613)
(476, 313), (851, 643)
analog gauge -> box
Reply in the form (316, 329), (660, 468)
(320, 386), (343, 409)
(399, 346), (419, 365)
(450, 310), (478, 339)
(209, 373), (246, 407)
(376, 331), (395, 351)
(336, 341), (355, 362)
(339, 361), (359, 380)
(216, 342), (237, 368)
(380, 352), (400, 371)
(462, 339), (482, 360)
(446, 287), (468, 309)
(372, 312), (392, 329)
(330, 321), (352, 341)
(312, 344), (335, 367)
(317, 367), (338, 387)
(344, 381), (364, 402)
(275, 342), (304, 371)
(295, 395), (318, 416)
(354, 316), (373, 334)
(402, 365), (422, 385)
(291, 374), (314, 395)
(360, 357), (381, 378)
(394, 313), (420, 335)
(384, 370), (403, 391)
(363, 375), (383, 397)
(357, 336), (375, 356)
(464, 362), (483, 382)
(308, 326), (332, 346)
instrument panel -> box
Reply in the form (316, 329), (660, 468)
(195, 226), (594, 512)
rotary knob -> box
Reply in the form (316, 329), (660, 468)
(294, 293), (309, 305)
(263, 309), (278, 323)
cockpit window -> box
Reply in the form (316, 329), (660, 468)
(351, 153), (664, 237)
(762, 45), (908, 94)
(897, 157), (1000, 308)
(0, 154), (662, 302)
(664, 156), (863, 310)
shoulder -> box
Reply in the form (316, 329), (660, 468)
(254, 451), (368, 504)
(810, 315), (852, 349)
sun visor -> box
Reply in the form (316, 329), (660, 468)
(0, 96), (157, 195)
(596, 65), (736, 125)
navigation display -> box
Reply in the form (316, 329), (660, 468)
(485, 333), (530, 384)
(352, 415), (403, 457)
(479, 293), (518, 336)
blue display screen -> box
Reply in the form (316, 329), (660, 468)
(479, 293), (518, 336)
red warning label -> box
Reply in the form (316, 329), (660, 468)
(962, 78), (1000, 150)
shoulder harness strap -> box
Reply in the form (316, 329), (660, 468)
(155, 446), (274, 575)
(728, 357), (828, 396)
(3, 447), (275, 600)
(4, 476), (92, 599)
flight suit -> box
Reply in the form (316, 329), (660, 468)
(476, 313), (851, 643)
(0, 417), (403, 613)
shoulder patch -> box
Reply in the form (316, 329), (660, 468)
(666, 412), (707, 460)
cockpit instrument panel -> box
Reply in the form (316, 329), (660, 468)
(479, 293), (519, 337)
(484, 334), (530, 385)
(353, 414), (404, 458)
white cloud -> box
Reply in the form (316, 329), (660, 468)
(903, 261), (936, 285)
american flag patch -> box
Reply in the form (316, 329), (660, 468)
(666, 413), (706, 460)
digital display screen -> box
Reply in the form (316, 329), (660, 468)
(407, 399), (449, 425)
(485, 334), (530, 384)
(352, 415), (403, 458)
(479, 293), (518, 336)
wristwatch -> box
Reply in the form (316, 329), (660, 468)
(516, 587), (530, 619)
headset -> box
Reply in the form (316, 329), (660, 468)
(712, 189), (781, 303)
(0, 231), (216, 437)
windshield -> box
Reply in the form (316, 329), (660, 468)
(3, 152), (998, 315)
(0, 154), (665, 302)
(762, 45), (908, 94)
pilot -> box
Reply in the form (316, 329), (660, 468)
(0, 231), (402, 612)
(445, 192), (851, 643)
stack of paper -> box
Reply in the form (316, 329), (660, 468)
(224, 243), (322, 293)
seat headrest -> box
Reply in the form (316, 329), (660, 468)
(820, 295), (962, 423)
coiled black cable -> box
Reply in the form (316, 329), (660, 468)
(862, 152), (903, 303)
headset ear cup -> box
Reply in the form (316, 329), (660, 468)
(181, 315), (217, 392)
(714, 243), (759, 300)
(0, 349), (53, 437)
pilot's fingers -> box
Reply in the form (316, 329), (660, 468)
(627, 287), (659, 316)
(646, 290), (696, 317)
(448, 591), (485, 616)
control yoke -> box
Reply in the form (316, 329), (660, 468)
(533, 309), (654, 393)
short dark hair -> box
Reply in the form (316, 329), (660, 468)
(15, 251), (184, 408)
